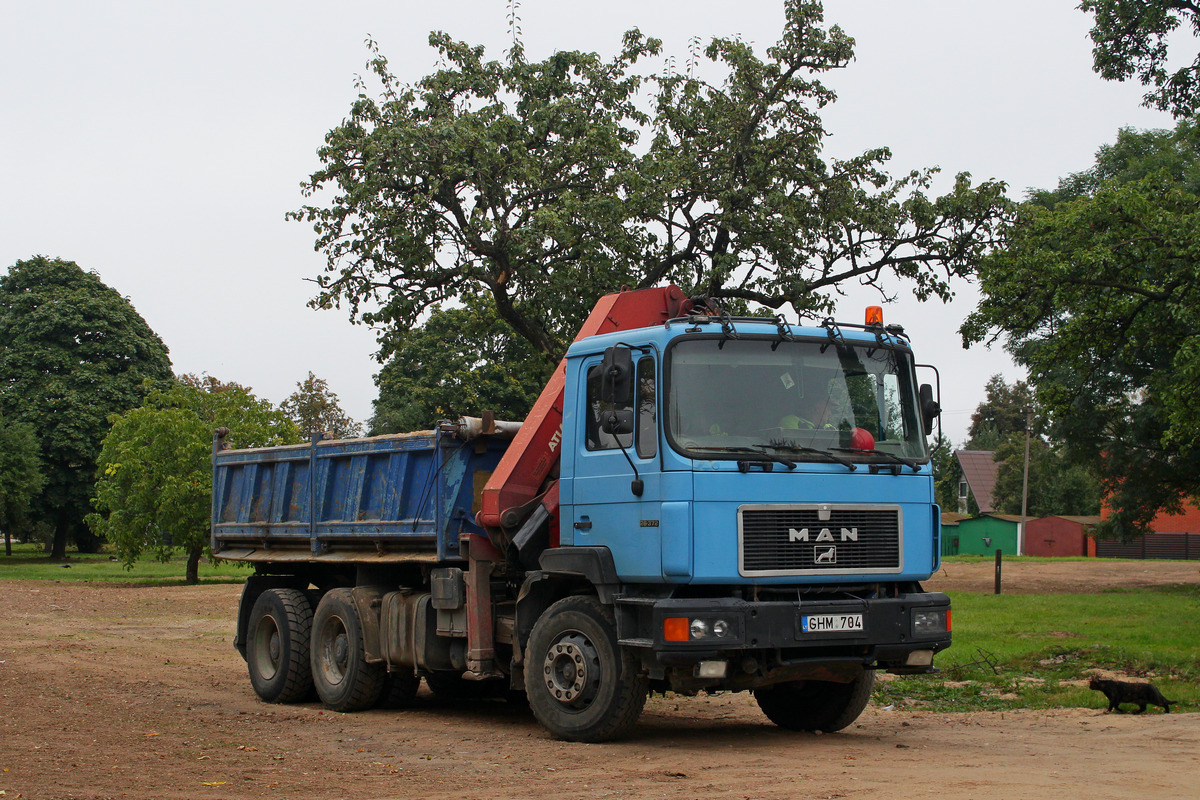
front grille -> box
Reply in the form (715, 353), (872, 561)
(739, 504), (903, 576)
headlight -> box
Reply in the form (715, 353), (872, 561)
(663, 616), (739, 642)
(912, 609), (949, 635)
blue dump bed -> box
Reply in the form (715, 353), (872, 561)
(211, 430), (508, 564)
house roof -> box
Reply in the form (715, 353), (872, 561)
(955, 513), (1031, 528)
(1036, 515), (1102, 525)
(955, 449), (999, 514)
(941, 512), (969, 527)
(985, 513), (1032, 523)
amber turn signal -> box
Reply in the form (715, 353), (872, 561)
(663, 617), (690, 642)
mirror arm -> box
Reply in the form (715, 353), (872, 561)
(617, 437), (643, 497)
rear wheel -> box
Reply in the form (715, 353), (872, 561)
(377, 670), (421, 709)
(524, 596), (648, 742)
(246, 588), (314, 703)
(754, 670), (876, 733)
(311, 588), (386, 712)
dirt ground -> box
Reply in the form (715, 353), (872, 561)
(2, 559), (1198, 800)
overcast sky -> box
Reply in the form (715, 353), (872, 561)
(0, 1), (1179, 444)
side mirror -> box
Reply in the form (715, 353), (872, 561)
(600, 346), (634, 405)
(601, 408), (635, 436)
(919, 383), (941, 433)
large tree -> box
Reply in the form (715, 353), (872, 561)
(293, 0), (1009, 365)
(966, 375), (1101, 518)
(89, 378), (300, 584)
(962, 120), (1200, 538)
(0, 413), (45, 556)
(0, 256), (173, 558)
(990, 436), (1101, 518)
(967, 374), (1039, 450)
(1081, 0), (1200, 118)
(282, 372), (362, 439)
(369, 297), (555, 434)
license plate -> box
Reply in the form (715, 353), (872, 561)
(802, 614), (863, 633)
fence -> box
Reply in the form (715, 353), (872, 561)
(1094, 531), (1200, 561)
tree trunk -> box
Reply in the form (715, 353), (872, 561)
(186, 545), (202, 585)
(50, 517), (68, 561)
(4, 529), (11, 557)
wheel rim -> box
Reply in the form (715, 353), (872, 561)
(317, 615), (350, 686)
(252, 613), (281, 681)
(542, 631), (601, 710)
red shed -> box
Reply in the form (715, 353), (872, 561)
(1024, 516), (1100, 558)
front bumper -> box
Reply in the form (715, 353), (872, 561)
(616, 591), (951, 675)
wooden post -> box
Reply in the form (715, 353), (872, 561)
(994, 549), (1003, 595)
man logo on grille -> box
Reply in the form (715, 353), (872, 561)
(815, 546), (837, 564)
(788, 527), (858, 542)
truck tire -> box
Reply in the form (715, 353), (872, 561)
(246, 587), (315, 704)
(377, 670), (421, 709)
(311, 588), (386, 712)
(524, 595), (648, 742)
(754, 670), (876, 733)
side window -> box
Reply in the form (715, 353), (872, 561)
(585, 364), (633, 451)
(636, 356), (657, 459)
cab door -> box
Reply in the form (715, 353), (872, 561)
(568, 353), (663, 581)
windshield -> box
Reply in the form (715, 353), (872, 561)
(666, 337), (929, 463)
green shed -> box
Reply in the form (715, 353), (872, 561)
(940, 512), (968, 557)
(955, 514), (1025, 556)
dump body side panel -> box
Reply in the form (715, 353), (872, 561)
(212, 431), (508, 563)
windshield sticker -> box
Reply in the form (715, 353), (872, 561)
(780, 372), (795, 390)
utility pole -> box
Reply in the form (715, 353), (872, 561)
(1020, 405), (1031, 555)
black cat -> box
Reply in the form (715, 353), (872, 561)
(1089, 677), (1177, 714)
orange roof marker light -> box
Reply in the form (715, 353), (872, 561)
(865, 306), (884, 326)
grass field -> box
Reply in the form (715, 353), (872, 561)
(877, 581), (1200, 713)
(0, 542), (249, 584)
(2, 546), (1195, 713)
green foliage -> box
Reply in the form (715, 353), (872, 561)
(968, 374), (1037, 445)
(293, 0), (1010, 363)
(991, 436), (1101, 517)
(0, 413), (45, 554)
(1081, 0), (1200, 118)
(89, 378), (300, 584)
(0, 256), (173, 558)
(370, 297), (555, 433)
(930, 435), (965, 513)
(963, 120), (1200, 539)
(282, 372), (362, 439)
(964, 375), (1100, 518)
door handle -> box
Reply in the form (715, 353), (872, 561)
(574, 519), (592, 530)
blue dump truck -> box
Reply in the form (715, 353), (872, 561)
(212, 286), (951, 742)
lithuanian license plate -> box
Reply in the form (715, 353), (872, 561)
(801, 613), (863, 633)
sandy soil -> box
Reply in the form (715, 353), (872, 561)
(1, 559), (1198, 800)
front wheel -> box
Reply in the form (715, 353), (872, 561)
(311, 588), (386, 712)
(754, 670), (876, 733)
(524, 596), (648, 742)
(246, 587), (314, 703)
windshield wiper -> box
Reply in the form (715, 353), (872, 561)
(759, 443), (857, 471)
(693, 445), (797, 471)
(830, 447), (921, 472)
